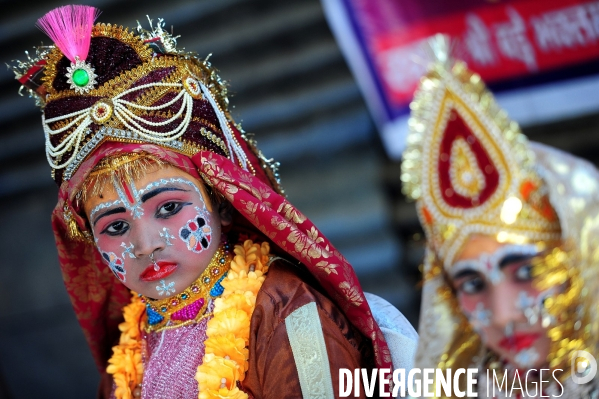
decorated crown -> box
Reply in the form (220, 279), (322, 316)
(401, 36), (561, 267)
(11, 5), (281, 191)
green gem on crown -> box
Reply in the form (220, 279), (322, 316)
(72, 69), (90, 87)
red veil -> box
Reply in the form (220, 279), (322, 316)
(53, 130), (392, 374)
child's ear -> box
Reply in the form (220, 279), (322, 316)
(219, 201), (233, 226)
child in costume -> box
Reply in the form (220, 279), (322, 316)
(400, 36), (599, 398)
(11, 5), (418, 398)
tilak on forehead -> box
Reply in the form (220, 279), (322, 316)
(114, 176), (144, 219)
(89, 177), (208, 221)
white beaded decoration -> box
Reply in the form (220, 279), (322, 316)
(42, 76), (248, 172)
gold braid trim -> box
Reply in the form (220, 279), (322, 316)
(45, 55), (183, 103)
(532, 244), (592, 380)
(402, 60), (533, 201)
(80, 153), (167, 202)
(92, 23), (153, 60)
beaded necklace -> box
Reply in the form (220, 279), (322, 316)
(140, 242), (232, 333)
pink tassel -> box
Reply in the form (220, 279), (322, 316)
(37, 5), (100, 63)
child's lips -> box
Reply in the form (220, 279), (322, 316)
(499, 333), (541, 352)
(140, 262), (177, 281)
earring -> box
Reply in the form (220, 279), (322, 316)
(149, 252), (160, 271)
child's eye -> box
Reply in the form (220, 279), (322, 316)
(514, 263), (533, 281)
(459, 276), (485, 295)
(156, 202), (187, 218)
(102, 221), (129, 236)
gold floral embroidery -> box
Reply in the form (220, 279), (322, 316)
(287, 227), (332, 261)
(277, 201), (306, 224)
(338, 281), (364, 307)
(271, 216), (287, 231)
(306, 226), (324, 244)
(315, 261), (339, 275)
(251, 185), (271, 203)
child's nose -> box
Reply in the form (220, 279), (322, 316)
(133, 225), (166, 259)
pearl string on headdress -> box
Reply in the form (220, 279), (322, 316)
(42, 77), (247, 171)
(196, 77), (247, 170)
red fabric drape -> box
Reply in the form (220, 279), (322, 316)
(52, 142), (392, 372)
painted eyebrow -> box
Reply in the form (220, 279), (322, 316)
(498, 254), (535, 269)
(141, 186), (189, 203)
(93, 207), (126, 226)
(451, 268), (479, 281)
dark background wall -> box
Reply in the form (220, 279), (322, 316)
(0, 0), (598, 398)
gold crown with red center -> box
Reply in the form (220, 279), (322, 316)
(401, 36), (561, 267)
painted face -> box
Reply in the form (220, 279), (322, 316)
(450, 235), (554, 369)
(84, 164), (222, 298)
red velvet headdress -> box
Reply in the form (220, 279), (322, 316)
(14, 5), (391, 371)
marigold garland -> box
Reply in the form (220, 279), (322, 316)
(106, 291), (146, 399)
(106, 240), (271, 399)
(195, 240), (271, 399)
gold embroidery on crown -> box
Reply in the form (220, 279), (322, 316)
(42, 23), (154, 98)
(27, 17), (270, 185)
(90, 99), (113, 124)
(401, 59), (561, 267)
(45, 55), (182, 103)
(43, 52), (240, 178)
(449, 138), (486, 198)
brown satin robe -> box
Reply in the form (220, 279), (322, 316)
(242, 260), (376, 399)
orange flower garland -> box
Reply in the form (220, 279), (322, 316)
(107, 240), (271, 399)
(195, 240), (271, 399)
(107, 292), (146, 399)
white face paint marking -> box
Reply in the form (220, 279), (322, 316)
(90, 199), (122, 222)
(120, 242), (136, 259)
(156, 280), (175, 296)
(466, 302), (492, 331)
(160, 227), (175, 246)
(112, 176), (144, 219)
(514, 348), (540, 367)
(451, 244), (539, 285)
(516, 288), (558, 326)
(516, 291), (538, 325)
